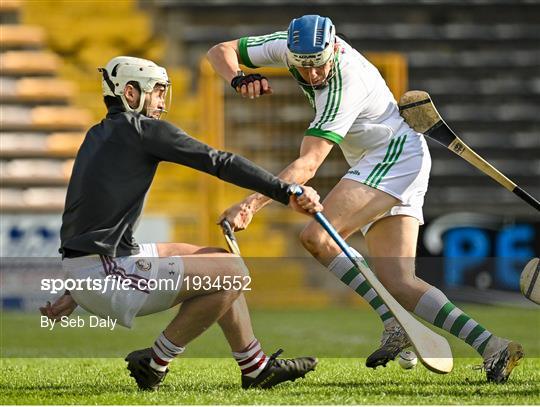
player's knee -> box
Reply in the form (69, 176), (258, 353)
(231, 258), (247, 297)
(214, 256), (246, 299)
(234, 257), (250, 279)
(222, 255), (249, 281)
(300, 225), (338, 262)
(378, 268), (416, 301)
(299, 224), (323, 254)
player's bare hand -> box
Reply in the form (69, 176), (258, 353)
(39, 293), (78, 321)
(289, 186), (323, 215)
(217, 201), (254, 231)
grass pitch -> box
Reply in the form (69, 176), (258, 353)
(1, 305), (539, 404)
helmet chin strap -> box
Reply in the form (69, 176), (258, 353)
(118, 84), (170, 119)
(147, 107), (168, 120)
(120, 92), (146, 114)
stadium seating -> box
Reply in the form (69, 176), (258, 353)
(0, 7), (90, 213)
(0, 187), (67, 212)
(14, 0), (205, 240)
(0, 77), (75, 102)
(0, 24), (44, 48)
(1, 1), (201, 224)
(0, 132), (83, 157)
(0, 51), (59, 75)
(0, 0), (21, 14)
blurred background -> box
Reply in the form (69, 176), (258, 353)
(1, 0), (539, 312)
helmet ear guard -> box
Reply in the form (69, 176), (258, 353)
(99, 56), (170, 115)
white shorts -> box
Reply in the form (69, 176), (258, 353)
(342, 132), (431, 235)
(62, 243), (184, 328)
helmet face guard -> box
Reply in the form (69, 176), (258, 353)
(288, 53), (338, 90)
(286, 15), (336, 88)
(99, 56), (171, 118)
(145, 84), (172, 120)
(286, 39), (335, 68)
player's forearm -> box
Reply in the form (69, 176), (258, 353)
(207, 43), (241, 83)
(143, 124), (292, 205)
(245, 158), (318, 212)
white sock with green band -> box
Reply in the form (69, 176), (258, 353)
(328, 249), (395, 326)
(414, 286), (493, 356)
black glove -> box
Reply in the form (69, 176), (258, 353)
(231, 73), (268, 94)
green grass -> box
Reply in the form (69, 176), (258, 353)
(1, 305), (539, 404)
(2, 357), (539, 405)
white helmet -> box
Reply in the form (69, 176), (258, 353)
(98, 56), (170, 114)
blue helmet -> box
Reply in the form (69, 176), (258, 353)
(286, 15), (336, 68)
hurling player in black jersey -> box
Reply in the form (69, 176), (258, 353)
(40, 56), (322, 391)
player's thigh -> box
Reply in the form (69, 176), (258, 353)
(157, 242), (227, 256)
(303, 178), (399, 241)
(173, 252), (247, 304)
(365, 215), (419, 282)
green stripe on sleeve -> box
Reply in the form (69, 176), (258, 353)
(238, 37), (257, 68)
(305, 128), (343, 144)
(247, 31), (287, 46)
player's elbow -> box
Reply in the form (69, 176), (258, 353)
(207, 43), (223, 59)
(294, 157), (320, 181)
(305, 164), (319, 180)
(207, 41), (238, 62)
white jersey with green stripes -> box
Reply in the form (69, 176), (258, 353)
(238, 31), (414, 167)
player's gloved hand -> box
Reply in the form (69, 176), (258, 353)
(218, 200), (255, 231)
(288, 185), (323, 215)
(39, 292), (78, 321)
(231, 72), (273, 99)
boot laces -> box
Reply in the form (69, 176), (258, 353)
(382, 326), (410, 347)
(473, 347), (509, 373)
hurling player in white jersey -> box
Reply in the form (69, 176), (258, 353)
(208, 14), (523, 383)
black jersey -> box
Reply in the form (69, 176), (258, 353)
(60, 106), (291, 258)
